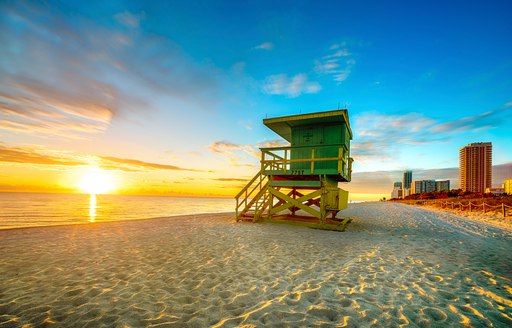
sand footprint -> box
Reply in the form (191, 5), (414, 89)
(306, 306), (339, 322)
(422, 307), (448, 322)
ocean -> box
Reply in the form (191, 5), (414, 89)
(0, 192), (234, 229)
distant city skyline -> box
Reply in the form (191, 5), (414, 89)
(389, 140), (511, 198)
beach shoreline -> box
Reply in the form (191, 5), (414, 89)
(0, 211), (236, 232)
(1, 203), (511, 327)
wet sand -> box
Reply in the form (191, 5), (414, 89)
(1, 202), (511, 327)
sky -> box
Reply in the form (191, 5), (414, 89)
(0, 0), (511, 200)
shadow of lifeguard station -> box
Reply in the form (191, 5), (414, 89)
(235, 109), (353, 231)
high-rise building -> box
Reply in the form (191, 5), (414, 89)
(459, 142), (492, 193)
(435, 180), (450, 192)
(391, 181), (403, 199)
(504, 179), (512, 195)
(411, 180), (436, 194)
(391, 187), (403, 199)
(402, 171), (412, 190)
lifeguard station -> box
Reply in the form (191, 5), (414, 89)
(235, 109), (353, 230)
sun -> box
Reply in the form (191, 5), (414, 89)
(78, 169), (116, 195)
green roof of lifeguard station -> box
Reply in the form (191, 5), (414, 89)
(263, 109), (353, 143)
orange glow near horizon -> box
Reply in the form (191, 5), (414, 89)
(77, 168), (117, 195)
(348, 192), (388, 202)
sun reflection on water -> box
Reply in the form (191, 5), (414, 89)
(89, 194), (97, 222)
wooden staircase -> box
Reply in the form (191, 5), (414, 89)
(235, 169), (273, 222)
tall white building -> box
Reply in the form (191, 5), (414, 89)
(391, 181), (403, 199)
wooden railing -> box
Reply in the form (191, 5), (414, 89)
(235, 162), (271, 220)
(409, 200), (512, 218)
(259, 145), (352, 180)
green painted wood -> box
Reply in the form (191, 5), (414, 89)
(263, 110), (353, 142)
(270, 180), (321, 188)
(263, 110), (351, 181)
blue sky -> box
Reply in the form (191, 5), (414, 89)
(0, 0), (511, 199)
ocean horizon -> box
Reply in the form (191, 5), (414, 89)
(0, 192), (235, 230)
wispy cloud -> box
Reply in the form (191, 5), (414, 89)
(213, 178), (250, 182)
(431, 104), (512, 133)
(254, 42), (274, 50)
(0, 144), (200, 172)
(208, 139), (289, 165)
(262, 74), (321, 98)
(0, 145), (83, 166)
(208, 141), (259, 161)
(208, 141), (251, 153)
(352, 102), (511, 164)
(261, 41), (357, 97)
(114, 11), (145, 28)
(352, 112), (439, 163)
(99, 156), (202, 172)
(0, 2), (220, 139)
(314, 43), (356, 82)
(0, 76), (116, 139)
(258, 139), (290, 148)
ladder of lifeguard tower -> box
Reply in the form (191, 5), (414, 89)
(235, 168), (272, 221)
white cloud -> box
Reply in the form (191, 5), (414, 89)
(351, 103), (512, 166)
(254, 42), (274, 50)
(315, 43), (356, 83)
(209, 139), (291, 166)
(263, 74), (321, 98)
(351, 112), (441, 164)
(0, 2), (220, 139)
(329, 42), (347, 50)
(430, 104), (512, 133)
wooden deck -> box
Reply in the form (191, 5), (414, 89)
(238, 214), (352, 232)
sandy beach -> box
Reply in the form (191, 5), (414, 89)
(1, 202), (511, 327)
(419, 203), (512, 233)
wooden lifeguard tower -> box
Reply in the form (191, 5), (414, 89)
(235, 109), (353, 230)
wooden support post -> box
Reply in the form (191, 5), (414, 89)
(503, 203), (506, 218)
(320, 190), (326, 224)
(338, 147), (342, 174)
(284, 149), (288, 174)
(235, 198), (239, 220)
(291, 188), (296, 216)
(268, 189), (274, 220)
(311, 148), (315, 174)
(469, 203), (472, 212)
(483, 203), (486, 213)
